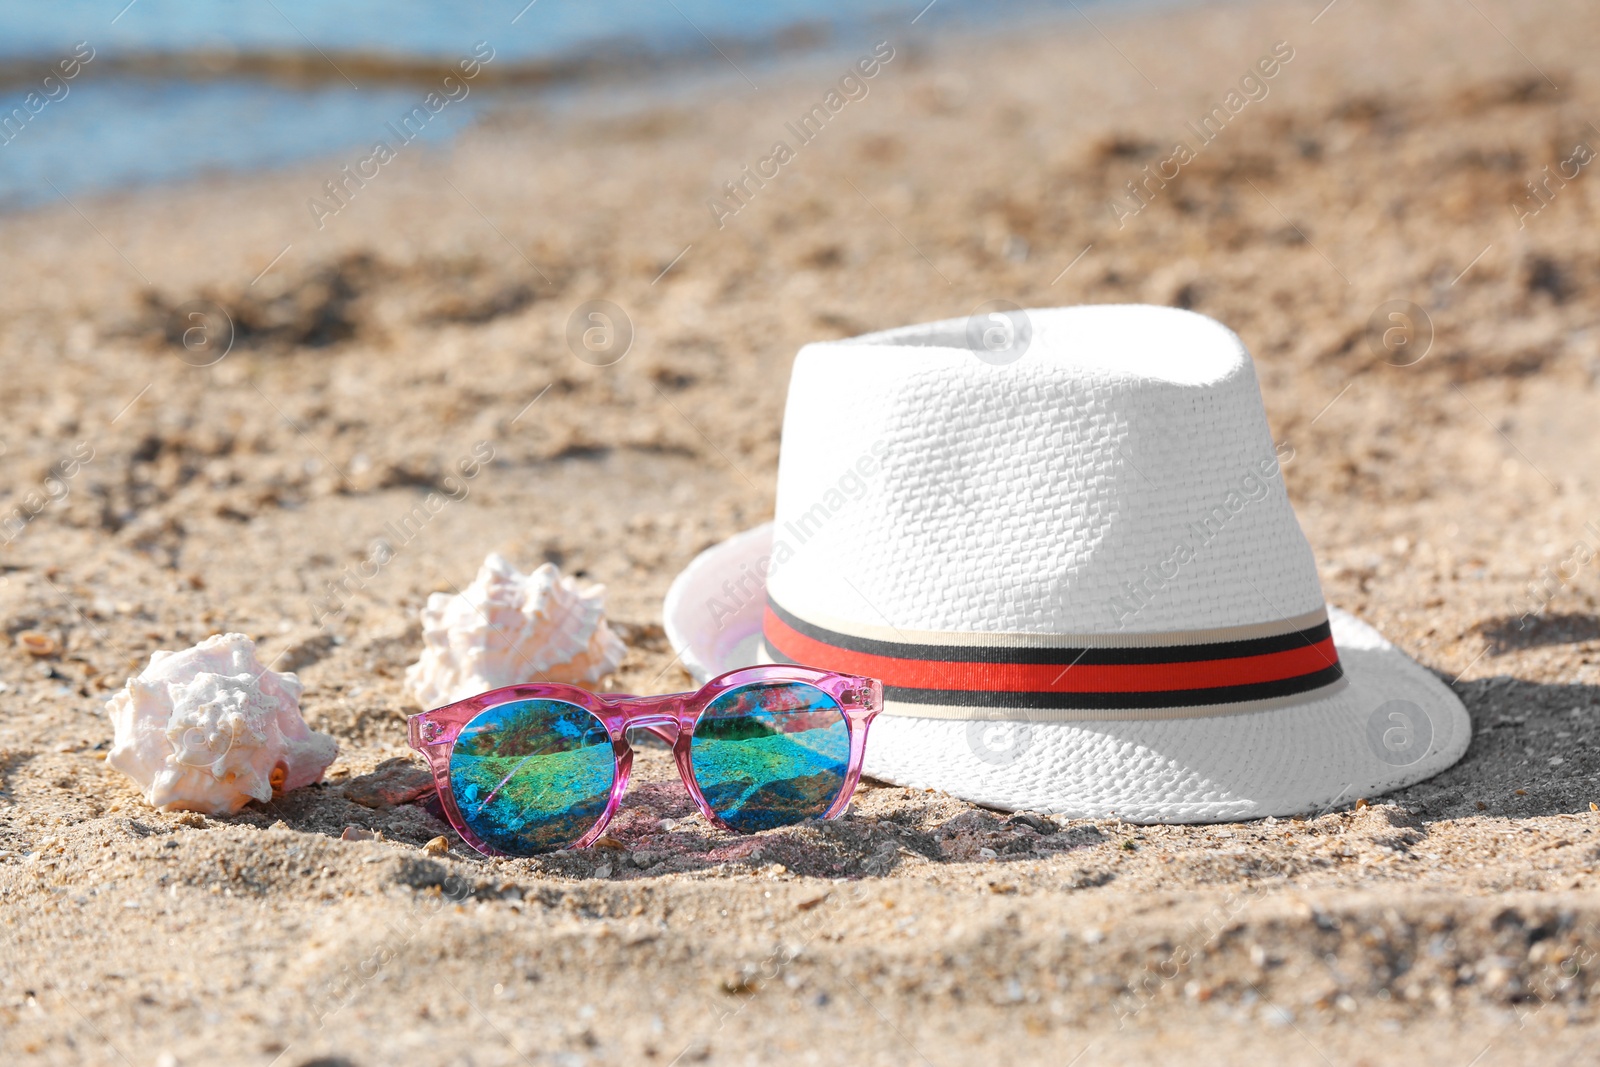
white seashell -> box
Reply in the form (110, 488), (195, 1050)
(405, 552), (626, 707)
(106, 632), (338, 815)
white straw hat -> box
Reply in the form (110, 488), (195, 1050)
(663, 305), (1469, 822)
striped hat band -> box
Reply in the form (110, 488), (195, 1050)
(762, 598), (1345, 722)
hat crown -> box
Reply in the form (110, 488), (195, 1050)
(766, 305), (1325, 636)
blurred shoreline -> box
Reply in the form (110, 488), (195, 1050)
(0, 31), (836, 93)
(0, 0), (1149, 212)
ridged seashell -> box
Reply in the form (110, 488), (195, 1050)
(106, 632), (338, 815)
(405, 553), (626, 707)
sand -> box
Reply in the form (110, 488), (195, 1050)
(4, 0), (1600, 1062)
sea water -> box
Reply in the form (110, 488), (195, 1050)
(0, 0), (1129, 210)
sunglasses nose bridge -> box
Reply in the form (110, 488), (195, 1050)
(618, 716), (680, 751)
(611, 693), (685, 716)
(610, 694), (690, 745)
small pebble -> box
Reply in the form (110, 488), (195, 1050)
(1005, 811), (1058, 835)
(423, 836), (449, 856)
(16, 631), (58, 657)
(594, 863), (613, 879)
(342, 758), (435, 809)
(1262, 1005), (1295, 1028)
(340, 826), (377, 842)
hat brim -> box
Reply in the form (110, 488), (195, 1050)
(663, 523), (1472, 823)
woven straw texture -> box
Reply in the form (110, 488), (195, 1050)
(767, 306), (1323, 636)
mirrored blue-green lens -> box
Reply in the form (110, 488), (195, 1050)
(690, 681), (849, 833)
(448, 699), (614, 855)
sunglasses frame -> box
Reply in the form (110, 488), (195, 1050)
(407, 664), (883, 858)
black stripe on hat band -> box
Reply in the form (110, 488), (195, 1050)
(878, 664), (1347, 710)
(766, 597), (1336, 667)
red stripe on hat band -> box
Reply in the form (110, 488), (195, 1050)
(762, 606), (1340, 700)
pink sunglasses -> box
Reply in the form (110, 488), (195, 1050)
(407, 665), (883, 857)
